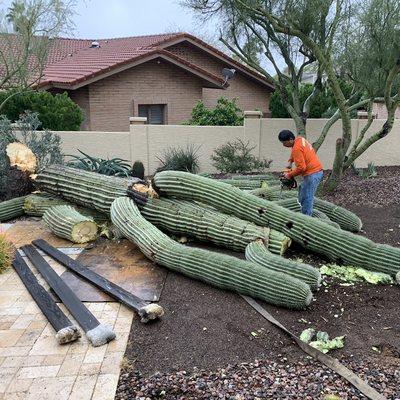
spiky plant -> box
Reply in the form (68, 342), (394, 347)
(0, 234), (13, 273)
(67, 150), (131, 177)
(156, 144), (200, 174)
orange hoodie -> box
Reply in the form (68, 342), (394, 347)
(287, 137), (323, 178)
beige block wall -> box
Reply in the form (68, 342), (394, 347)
(55, 118), (400, 175)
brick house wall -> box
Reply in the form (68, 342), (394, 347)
(167, 42), (271, 115)
(74, 59), (205, 131)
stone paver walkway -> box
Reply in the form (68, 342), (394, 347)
(0, 247), (133, 400)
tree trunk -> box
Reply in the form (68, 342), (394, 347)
(322, 138), (345, 193)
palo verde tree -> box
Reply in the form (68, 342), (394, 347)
(0, 0), (76, 111)
(184, 0), (400, 191)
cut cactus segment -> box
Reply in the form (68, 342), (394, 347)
(43, 205), (99, 244)
(245, 240), (321, 290)
(110, 197), (313, 310)
(0, 196), (27, 222)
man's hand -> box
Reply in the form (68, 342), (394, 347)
(286, 162), (292, 169)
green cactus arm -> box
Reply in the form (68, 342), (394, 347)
(152, 171), (400, 277)
(248, 187), (362, 232)
(42, 205), (99, 244)
(139, 197), (290, 253)
(0, 196), (27, 222)
(245, 240), (321, 290)
(110, 196), (312, 310)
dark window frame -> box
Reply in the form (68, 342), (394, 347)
(138, 104), (167, 125)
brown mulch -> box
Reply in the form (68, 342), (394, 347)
(116, 167), (400, 399)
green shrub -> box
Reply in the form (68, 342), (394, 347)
(269, 81), (355, 118)
(67, 150), (131, 177)
(0, 112), (63, 197)
(351, 162), (377, 179)
(211, 139), (272, 174)
(156, 145), (200, 174)
(0, 90), (83, 130)
(186, 97), (244, 126)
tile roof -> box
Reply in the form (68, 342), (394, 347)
(1, 32), (274, 90)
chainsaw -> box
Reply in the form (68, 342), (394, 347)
(279, 169), (297, 199)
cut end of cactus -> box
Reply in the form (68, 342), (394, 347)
(139, 303), (165, 323)
(71, 221), (98, 243)
(56, 325), (81, 344)
(305, 292), (313, 307)
(396, 271), (400, 285)
(86, 324), (116, 347)
(6, 142), (37, 173)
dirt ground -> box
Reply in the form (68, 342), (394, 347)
(118, 167), (400, 385)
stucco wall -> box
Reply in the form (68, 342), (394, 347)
(56, 118), (400, 175)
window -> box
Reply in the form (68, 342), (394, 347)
(138, 104), (166, 124)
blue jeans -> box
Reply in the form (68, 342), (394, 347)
(298, 170), (323, 216)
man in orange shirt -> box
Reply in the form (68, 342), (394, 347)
(278, 130), (323, 216)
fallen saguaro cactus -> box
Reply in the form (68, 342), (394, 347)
(152, 171), (400, 277)
(0, 196), (27, 222)
(245, 240), (321, 290)
(34, 165), (141, 213)
(24, 193), (110, 224)
(396, 271), (400, 284)
(43, 205), (99, 244)
(129, 193), (290, 254)
(248, 187), (362, 232)
(111, 197), (313, 310)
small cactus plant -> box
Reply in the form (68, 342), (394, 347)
(131, 161), (145, 180)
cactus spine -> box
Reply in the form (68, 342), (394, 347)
(136, 196), (290, 254)
(245, 240), (321, 290)
(0, 196), (27, 222)
(43, 205), (99, 244)
(110, 197), (313, 309)
(153, 171), (400, 277)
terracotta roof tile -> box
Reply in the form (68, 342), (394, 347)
(1, 32), (273, 90)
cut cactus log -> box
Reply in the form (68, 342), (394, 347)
(248, 187), (362, 232)
(245, 240), (321, 290)
(215, 179), (266, 190)
(0, 196), (27, 222)
(152, 171), (400, 277)
(34, 165), (141, 213)
(43, 205), (99, 244)
(110, 197), (313, 310)
(24, 193), (109, 224)
(129, 193), (290, 254)
(396, 271), (400, 284)
(268, 230), (292, 256)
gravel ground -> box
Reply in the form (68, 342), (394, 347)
(117, 357), (399, 400)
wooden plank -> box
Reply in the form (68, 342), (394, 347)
(12, 252), (80, 344)
(22, 245), (99, 332)
(5, 220), (88, 248)
(59, 238), (166, 302)
(33, 239), (165, 323)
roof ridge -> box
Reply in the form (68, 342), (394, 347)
(57, 32), (184, 42)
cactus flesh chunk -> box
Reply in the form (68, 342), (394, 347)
(0, 196), (27, 222)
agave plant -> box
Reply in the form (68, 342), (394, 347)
(67, 150), (131, 177)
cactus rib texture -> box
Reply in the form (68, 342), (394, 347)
(43, 205), (99, 244)
(137, 196), (291, 254)
(248, 187), (362, 232)
(153, 171), (400, 277)
(35, 165), (139, 213)
(24, 193), (109, 223)
(0, 196), (27, 222)
(245, 240), (321, 290)
(110, 197), (313, 309)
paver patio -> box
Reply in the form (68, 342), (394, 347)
(0, 224), (134, 400)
